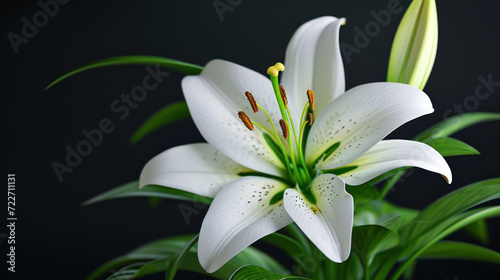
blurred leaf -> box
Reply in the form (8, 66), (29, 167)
(230, 265), (311, 280)
(390, 206), (500, 280)
(415, 112), (500, 141)
(261, 232), (305, 257)
(379, 215), (402, 233)
(354, 200), (419, 228)
(346, 184), (379, 204)
(400, 178), (500, 246)
(130, 101), (190, 145)
(352, 217), (401, 268)
(165, 234), (199, 280)
(462, 219), (489, 244)
(106, 263), (146, 280)
(148, 197), (163, 208)
(420, 241), (500, 263)
(423, 137), (480, 157)
(87, 234), (286, 280)
(373, 179), (500, 280)
(82, 181), (212, 206)
(46, 55), (203, 89)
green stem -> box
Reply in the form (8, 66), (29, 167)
(285, 224), (312, 256)
(378, 169), (407, 200)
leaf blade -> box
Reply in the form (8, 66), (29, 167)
(415, 112), (500, 141)
(420, 241), (500, 263)
(423, 137), (480, 157)
(82, 181), (213, 207)
(230, 265), (312, 280)
(46, 55), (203, 89)
(129, 101), (190, 145)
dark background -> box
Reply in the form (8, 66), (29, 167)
(2, 0), (499, 279)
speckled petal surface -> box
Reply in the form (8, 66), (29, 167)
(182, 59), (286, 176)
(306, 82), (433, 170)
(198, 176), (292, 273)
(283, 174), (353, 262)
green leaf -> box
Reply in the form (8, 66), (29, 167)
(462, 219), (489, 244)
(420, 241), (500, 263)
(352, 217), (401, 268)
(399, 178), (500, 246)
(106, 263), (146, 280)
(230, 265), (312, 280)
(165, 234), (199, 280)
(379, 112), (500, 200)
(87, 234), (287, 280)
(46, 55), (203, 89)
(86, 235), (195, 280)
(354, 200), (419, 228)
(129, 101), (190, 145)
(261, 232), (305, 257)
(346, 184), (379, 204)
(415, 112), (500, 141)
(82, 181), (213, 207)
(423, 137), (480, 157)
(389, 206), (500, 280)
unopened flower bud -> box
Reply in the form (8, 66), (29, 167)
(387, 0), (438, 90)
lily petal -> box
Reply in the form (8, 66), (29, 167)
(182, 59), (286, 176)
(306, 82), (433, 170)
(281, 16), (345, 123)
(198, 176), (292, 273)
(139, 143), (251, 198)
(283, 174), (353, 262)
(338, 139), (452, 185)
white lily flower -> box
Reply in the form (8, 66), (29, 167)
(139, 16), (452, 273)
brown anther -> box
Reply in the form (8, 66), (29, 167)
(279, 85), (288, 106)
(238, 111), (254, 130)
(245, 91), (259, 113)
(307, 89), (315, 110)
(308, 113), (313, 126)
(279, 119), (289, 139)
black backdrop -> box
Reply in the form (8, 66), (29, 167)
(2, 0), (500, 279)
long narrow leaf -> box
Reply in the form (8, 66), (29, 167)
(129, 101), (190, 145)
(87, 234), (286, 280)
(462, 219), (489, 244)
(352, 216), (401, 268)
(261, 232), (305, 257)
(82, 181), (212, 207)
(106, 263), (146, 280)
(165, 234), (199, 280)
(230, 265), (311, 280)
(423, 137), (480, 157)
(390, 206), (500, 280)
(46, 55), (203, 89)
(415, 112), (500, 141)
(420, 241), (500, 263)
(400, 178), (500, 245)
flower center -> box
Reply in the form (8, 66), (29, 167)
(238, 62), (317, 198)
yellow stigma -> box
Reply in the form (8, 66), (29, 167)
(267, 62), (285, 77)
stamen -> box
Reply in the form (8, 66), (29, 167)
(279, 119), (289, 139)
(308, 113), (313, 125)
(279, 85), (288, 106)
(307, 89), (315, 110)
(238, 111), (254, 130)
(245, 91), (259, 113)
